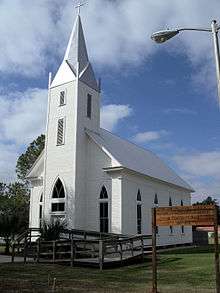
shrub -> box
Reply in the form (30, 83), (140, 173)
(40, 219), (67, 241)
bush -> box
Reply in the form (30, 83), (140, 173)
(40, 219), (67, 241)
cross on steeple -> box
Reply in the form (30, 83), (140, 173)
(75, 0), (87, 15)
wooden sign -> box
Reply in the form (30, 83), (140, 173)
(151, 205), (219, 293)
(156, 205), (216, 226)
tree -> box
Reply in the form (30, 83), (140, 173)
(16, 134), (45, 182)
(193, 196), (218, 206)
(0, 182), (29, 254)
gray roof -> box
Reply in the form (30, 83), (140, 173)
(86, 128), (194, 191)
(63, 15), (99, 91)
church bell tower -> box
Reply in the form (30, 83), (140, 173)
(43, 12), (101, 228)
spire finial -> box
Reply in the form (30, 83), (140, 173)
(75, 0), (87, 15)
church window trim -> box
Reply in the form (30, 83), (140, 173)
(99, 186), (109, 233)
(51, 178), (66, 214)
(87, 94), (92, 119)
(59, 90), (66, 106)
(57, 117), (66, 146)
(137, 189), (142, 235)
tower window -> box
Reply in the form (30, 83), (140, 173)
(87, 94), (92, 118)
(57, 118), (65, 145)
(59, 91), (66, 106)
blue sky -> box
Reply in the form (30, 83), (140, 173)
(0, 0), (220, 202)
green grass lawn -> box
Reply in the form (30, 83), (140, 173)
(0, 246), (217, 293)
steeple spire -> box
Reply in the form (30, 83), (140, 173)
(64, 14), (89, 75)
(51, 11), (99, 91)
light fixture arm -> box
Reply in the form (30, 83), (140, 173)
(178, 27), (212, 33)
(151, 20), (220, 107)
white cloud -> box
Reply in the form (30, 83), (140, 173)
(133, 130), (169, 143)
(173, 151), (220, 201)
(174, 151), (220, 177)
(0, 0), (220, 85)
(0, 143), (18, 183)
(0, 87), (47, 181)
(100, 104), (132, 131)
(0, 88), (47, 145)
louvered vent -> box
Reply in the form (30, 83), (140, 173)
(60, 91), (65, 106)
(57, 118), (64, 145)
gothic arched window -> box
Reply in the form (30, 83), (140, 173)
(100, 186), (108, 199)
(51, 179), (65, 213)
(137, 189), (141, 202)
(52, 178), (65, 198)
(99, 186), (109, 233)
(137, 189), (142, 234)
(154, 193), (158, 206)
(169, 197), (172, 206)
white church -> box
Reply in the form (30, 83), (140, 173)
(27, 13), (194, 246)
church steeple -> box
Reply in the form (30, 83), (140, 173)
(51, 14), (99, 92)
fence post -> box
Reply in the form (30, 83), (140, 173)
(141, 236), (144, 261)
(214, 205), (220, 293)
(131, 239), (134, 257)
(37, 238), (41, 263)
(24, 236), (27, 264)
(152, 208), (157, 293)
(119, 243), (123, 263)
(99, 240), (104, 271)
(70, 235), (74, 267)
(11, 242), (15, 263)
(52, 241), (56, 264)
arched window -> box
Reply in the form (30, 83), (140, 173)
(181, 200), (183, 206)
(99, 186), (109, 233)
(169, 197), (173, 234)
(169, 197), (172, 206)
(154, 193), (158, 206)
(137, 189), (141, 202)
(137, 190), (142, 234)
(52, 178), (65, 198)
(51, 179), (65, 213)
(100, 186), (108, 199)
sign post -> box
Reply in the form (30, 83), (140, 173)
(151, 205), (219, 293)
(152, 208), (157, 293)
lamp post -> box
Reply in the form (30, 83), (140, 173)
(151, 20), (220, 106)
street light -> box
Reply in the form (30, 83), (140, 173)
(151, 20), (220, 106)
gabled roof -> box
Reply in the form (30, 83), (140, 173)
(51, 14), (99, 91)
(86, 128), (194, 192)
(26, 150), (44, 179)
